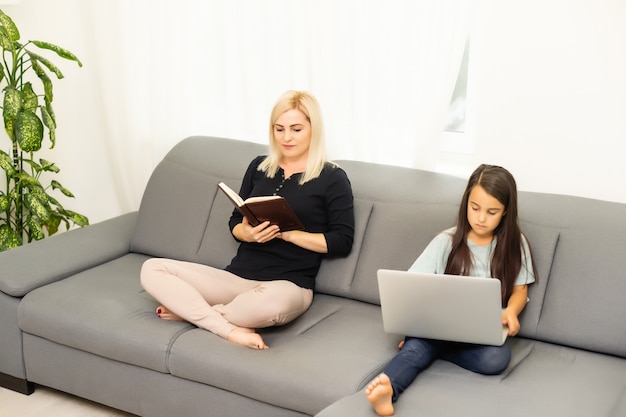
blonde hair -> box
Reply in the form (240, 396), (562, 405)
(257, 90), (331, 184)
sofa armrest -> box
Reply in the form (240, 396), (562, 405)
(0, 212), (138, 297)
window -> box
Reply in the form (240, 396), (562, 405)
(439, 37), (474, 177)
(444, 37), (470, 133)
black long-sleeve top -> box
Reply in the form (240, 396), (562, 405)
(225, 156), (355, 289)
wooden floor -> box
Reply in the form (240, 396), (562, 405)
(0, 385), (138, 417)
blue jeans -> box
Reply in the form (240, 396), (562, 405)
(383, 337), (511, 401)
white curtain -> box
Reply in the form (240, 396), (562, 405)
(6, 0), (471, 220)
(83, 0), (471, 216)
(6, 0), (626, 223)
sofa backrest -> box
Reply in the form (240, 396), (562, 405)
(315, 159), (465, 303)
(517, 192), (626, 358)
(132, 136), (626, 359)
(130, 136), (266, 267)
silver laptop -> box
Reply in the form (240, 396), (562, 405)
(377, 269), (508, 346)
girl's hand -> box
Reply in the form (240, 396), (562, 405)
(502, 284), (528, 336)
(239, 217), (280, 243)
(502, 308), (521, 336)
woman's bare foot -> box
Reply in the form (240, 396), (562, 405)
(156, 306), (184, 321)
(227, 327), (269, 350)
(365, 373), (395, 416)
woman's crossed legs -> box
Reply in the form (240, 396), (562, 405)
(140, 258), (313, 349)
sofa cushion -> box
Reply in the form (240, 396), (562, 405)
(318, 200), (458, 304)
(315, 340), (626, 417)
(516, 221), (560, 338)
(314, 197), (371, 297)
(355, 201), (459, 304)
(536, 229), (626, 357)
(167, 294), (400, 416)
(18, 253), (193, 374)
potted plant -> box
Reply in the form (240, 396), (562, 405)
(0, 9), (88, 251)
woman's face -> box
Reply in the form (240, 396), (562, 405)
(273, 109), (311, 162)
(466, 184), (506, 245)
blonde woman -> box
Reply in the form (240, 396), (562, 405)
(141, 91), (354, 350)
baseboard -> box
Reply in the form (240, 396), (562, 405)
(0, 372), (34, 395)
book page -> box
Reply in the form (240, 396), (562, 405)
(217, 182), (244, 206)
(244, 195), (282, 204)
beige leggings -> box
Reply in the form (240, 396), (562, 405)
(140, 258), (313, 339)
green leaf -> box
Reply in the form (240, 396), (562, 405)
(39, 105), (56, 130)
(0, 26), (14, 50)
(47, 194), (61, 208)
(21, 82), (38, 112)
(0, 150), (16, 176)
(46, 212), (65, 235)
(0, 224), (22, 251)
(3, 117), (15, 141)
(29, 55), (54, 102)
(15, 171), (41, 188)
(31, 40), (82, 67)
(0, 194), (10, 211)
(8, 186), (18, 200)
(0, 10), (20, 42)
(26, 49), (65, 79)
(15, 110), (44, 152)
(3, 87), (22, 119)
(64, 209), (89, 227)
(45, 99), (56, 124)
(24, 189), (51, 222)
(51, 180), (75, 197)
(21, 158), (43, 175)
(26, 216), (46, 240)
(39, 158), (59, 173)
(38, 105), (56, 149)
(3, 87), (21, 142)
(48, 128), (56, 149)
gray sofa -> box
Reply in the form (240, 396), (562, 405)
(1, 136), (625, 417)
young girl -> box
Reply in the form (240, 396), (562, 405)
(140, 91), (354, 350)
(366, 164), (536, 416)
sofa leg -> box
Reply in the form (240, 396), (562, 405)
(0, 372), (34, 395)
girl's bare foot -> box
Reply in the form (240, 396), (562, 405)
(365, 373), (395, 416)
(156, 306), (184, 321)
(227, 327), (269, 350)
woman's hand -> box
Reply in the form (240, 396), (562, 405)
(234, 218), (329, 253)
(234, 217), (280, 243)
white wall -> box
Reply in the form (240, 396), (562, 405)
(2, 0), (625, 228)
(471, 0), (626, 204)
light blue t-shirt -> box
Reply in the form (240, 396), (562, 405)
(408, 227), (535, 286)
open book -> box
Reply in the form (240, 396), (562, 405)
(217, 182), (305, 231)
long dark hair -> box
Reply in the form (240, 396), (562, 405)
(445, 164), (536, 305)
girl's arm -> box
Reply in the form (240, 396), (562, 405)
(502, 284), (528, 336)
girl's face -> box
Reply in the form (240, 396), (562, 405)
(466, 184), (506, 245)
(273, 109), (312, 163)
